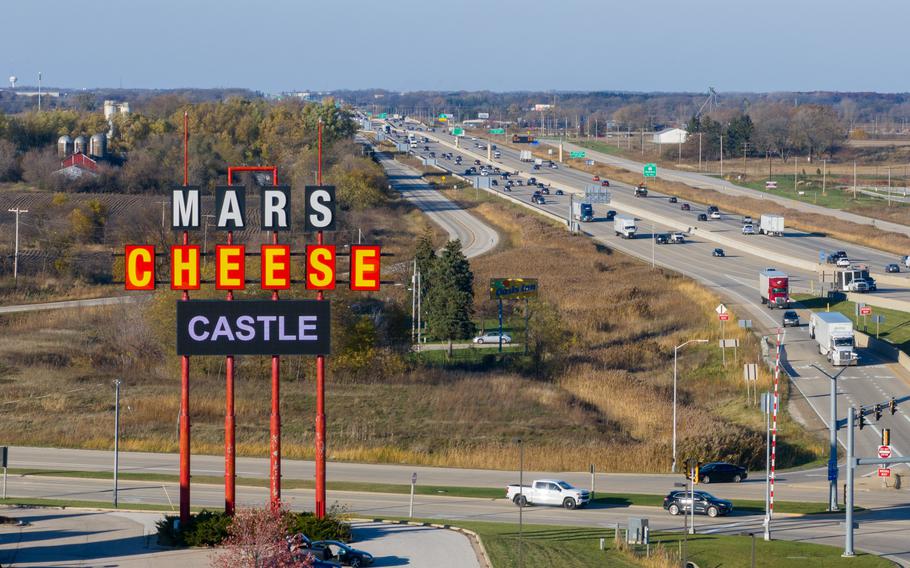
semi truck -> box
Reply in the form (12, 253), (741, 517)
(759, 214), (784, 236)
(512, 135), (535, 144)
(506, 479), (591, 510)
(614, 215), (637, 239)
(759, 269), (790, 308)
(572, 201), (594, 222)
(519, 150), (533, 162)
(809, 312), (858, 366)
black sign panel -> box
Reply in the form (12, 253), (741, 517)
(176, 300), (330, 355)
(304, 185), (336, 232)
(260, 186), (291, 231)
(171, 186), (201, 230)
(215, 186), (246, 230)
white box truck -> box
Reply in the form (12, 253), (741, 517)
(809, 312), (858, 366)
(519, 150), (533, 162)
(614, 215), (636, 239)
(534, 158), (544, 166)
(572, 201), (594, 222)
(759, 214), (784, 236)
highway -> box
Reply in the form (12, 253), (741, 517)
(384, 120), (910, 481)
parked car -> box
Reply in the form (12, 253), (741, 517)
(690, 462), (748, 484)
(698, 213), (708, 221)
(886, 263), (900, 273)
(712, 248), (725, 257)
(668, 196), (677, 203)
(663, 490), (733, 518)
(681, 203), (691, 211)
(782, 310), (800, 327)
(742, 224), (755, 235)
(473, 331), (512, 344)
(312, 541), (374, 567)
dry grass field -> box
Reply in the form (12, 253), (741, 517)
(0, 186), (824, 473)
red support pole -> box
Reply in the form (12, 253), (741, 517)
(269, 175), (281, 509)
(315, 120), (327, 519)
(225, 231), (236, 516)
(179, 111), (191, 526)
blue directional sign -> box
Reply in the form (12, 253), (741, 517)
(827, 460), (838, 482)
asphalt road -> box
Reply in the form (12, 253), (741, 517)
(391, 122), (910, 479)
(556, 138), (910, 239)
(0, 296), (139, 314)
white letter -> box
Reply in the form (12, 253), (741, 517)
(235, 315), (255, 341)
(218, 190), (245, 228)
(210, 316), (235, 341)
(278, 316), (296, 341)
(172, 189), (199, 228)
(188, 316), (209, 340)
(264, 190), (287, 229)
(257, 316), (277, 341)
(298, 315), (318, 340)
(308, 189), (332, 228)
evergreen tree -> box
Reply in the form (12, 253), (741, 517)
(424, 240), (475, 351)
(414, 228), (436, 298)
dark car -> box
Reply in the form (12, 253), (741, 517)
(712, 248), (725, 257)
(555, 189), (564, 195)
(668, 196), (678, 203)
(533, 195), (546, 205)
(540, 186), (550, 194)
(698, 213), (708, 221)
(663, 490), (733, 518)
(605, 210), (617, 221)
(782, 310), (800, 327)
(886, 263), (900, 273)
(313, 540), (374, 567)
(707, 205), (719, 213)
(601, 180), (610, 187)
(528, 177), (537, 185)
(491, 179), (498, 186)
(691, 462), (748, 484)
(681, 203), (691, 211)
(533, 164), (541, 170)
(655, 233), (670, 244)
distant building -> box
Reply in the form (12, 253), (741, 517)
(103, 100), (130, 120)
(652, 128), (688, 145)
(55, 153), (99, 180)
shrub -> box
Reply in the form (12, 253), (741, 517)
(156, 509), (231, 547)
(286, 506), (351, 542)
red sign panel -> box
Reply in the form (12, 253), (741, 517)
(718, 313), (730, 321)
(878, 445), (893, 459)
(878, 468), (891, 478)
(860, 306), (872, 316)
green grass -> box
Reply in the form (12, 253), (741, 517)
(740, 175), (910, 212)
(793, 294), (910, 353)
(6, 468), (838, 514)
(570, 139), (626, 156)
(0, 497), (190, 512)
(371, 518), (890, 568)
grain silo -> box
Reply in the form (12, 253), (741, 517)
(74, 135), (88, 154)
(57, 135), (73, 157)
(89, 133), (106, 158)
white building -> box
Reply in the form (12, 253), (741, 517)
(652, 128), (688, 145)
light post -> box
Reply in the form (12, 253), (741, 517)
(512, 437), (524, 568)
(811, 363), (846, 512)
(672, 339), (708, 473)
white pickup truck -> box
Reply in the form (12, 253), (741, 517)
(506, 479), (591, 510)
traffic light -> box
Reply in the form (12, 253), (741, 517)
(693, 461), (701, 485)
(859, 411), (866, 430)
(891, 397), (897, 415)
(875, 403), (883, 421)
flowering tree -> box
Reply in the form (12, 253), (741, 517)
(211, 506), (312, 568)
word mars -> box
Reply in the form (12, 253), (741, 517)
(123, 185), (381, 291)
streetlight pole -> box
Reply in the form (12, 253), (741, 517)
(811, 363), (846, 512)
(672, 339), (708, 473)
(7, 208), (28, 280)
(513, 437), (524, 568)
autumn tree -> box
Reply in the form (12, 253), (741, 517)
(210, 506), (309, 568)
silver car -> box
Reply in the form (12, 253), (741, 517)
(473, 331), (512, 344)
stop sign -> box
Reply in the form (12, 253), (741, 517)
(878, 445), (892, 459)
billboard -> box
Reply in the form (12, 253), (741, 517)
(533, 104), (553, 111)
(477, 112), (490, 119)
(176, 300), (331, 355)
(490, 278), (539, 300)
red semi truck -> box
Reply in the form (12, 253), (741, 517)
(759, 269), (790, 309)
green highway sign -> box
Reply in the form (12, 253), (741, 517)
(452, 128), (465, 136)
(644, 163), (657, 177)
(378, 113), (387, 119)
(489, 128), (505, 134)
(569, 151), (586, 158)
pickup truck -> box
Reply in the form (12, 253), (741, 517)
(506, 479), (591, 510)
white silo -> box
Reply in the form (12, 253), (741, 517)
(89, 133), (106, 158)
(57, 135), (73, 157)
(74, 135), (88, 154)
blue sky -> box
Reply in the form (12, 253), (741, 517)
(3, 0), (906, 93)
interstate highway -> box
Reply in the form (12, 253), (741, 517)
(386, 121), (910, 479)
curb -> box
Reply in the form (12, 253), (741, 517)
(350, 516), (492, 568)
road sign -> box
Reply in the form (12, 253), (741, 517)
(584, 186), (612, 203)
(827, 461), (838, 481)
(585, 159), (595, 166)
(744, 363), (758, 381)
(715, 303), (728, 315)
(452, 128), (464, 136)
(411, 472), (418, 484)
(720, 339), (739, 348)
(878, 445), (892, 460)
(873, 314), (885, 324)
(860, 306), (872, 316)
(738, 319), (752, 329)
(765, 180), (778, 189)
(878, 468), (891, 478)
(718, 313), (730, 321)
(489, 128), (505, 134)
(570, 151), (586, 158)
(644, 163), (657, 177)
(378, 113), (387, 119)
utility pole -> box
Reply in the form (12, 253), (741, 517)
(698, 133), (702, 171)
(7, 207), (28, 280)
(720, 135), (724, 177)
(844, 407), (855, 557)
(811, 364), (844, 511)
(794, 154), (798, 191)
(37, 72), (42, 112)
(411, 260), (417, 342)
(853, 161), (857, 199)
(113, 379), (121, 508)
(416, 270), (422, 346)
(651, 222), (655, 269)
(822, 159), (827, 195)
(888, 166), (892, 206)
(742, 142), (749, 177)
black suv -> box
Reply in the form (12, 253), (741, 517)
(655, 234), (670, 244)
(690, 462), (747, 483)
(663, 490), (733, 518)
(782, 310), (800, 327)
